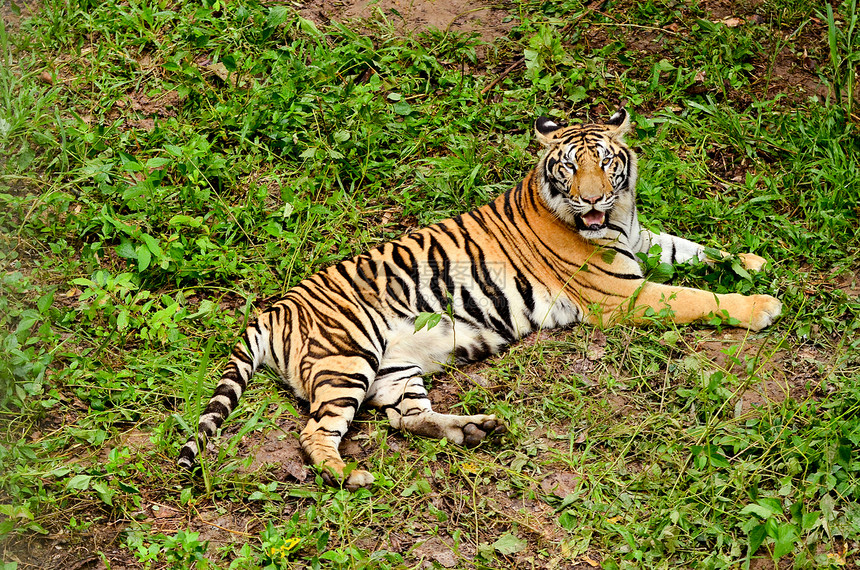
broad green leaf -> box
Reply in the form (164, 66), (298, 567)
(0, 504), (33, 520)
(393, 101), (412, 115)
(317, 531), (330, 552)
(168, 214), (200, 227)
(559, 511), (576, 531)
(92, 481), (114, 506)
(703, 247), (723, 262)
(414, 312), (442, 332)
(15, 312), (39, 335)
(114, 238), (137, 260)
(118, 151), (142, 172)
(731, 259), (752, 280)
(164, 144), (183, 157)
(267, 6), (290, 28)
(801, 511), (820, 530)
(747, 523), (766, 556)
(650, 262), (674, 283)
(757, 497), (783, 515)
(740, 503), (776, 520)
(119, 481), (140, 495)
(297, 16), (322, 37)
(145, 157), (172, 168)
(707, 447), (730, 468)
(140, 233), (163, 256)
(772, 523), (798, 558)
(661, 330), (680, 345)
(137, 245), (151, 272)
(71, 278), (97, 288)
(319, 550), (348, 563)
(492, 533), (527, 555)
(116, 309), (129, 331)
(66, 474), (92, 491)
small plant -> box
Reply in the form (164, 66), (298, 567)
(163, 530), (211, 569)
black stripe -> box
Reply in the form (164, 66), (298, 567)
(213, 383), (240, 409)
(378, 364), (422, 377)
(589, 264), (643, 280)
(312, 397), (360, 420)
(602, 244), (637, 261)
(202, 401), (230, 424)
(314, 375), (371, 391)
(515, 272), (537, 320)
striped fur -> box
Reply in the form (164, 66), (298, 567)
(179, 110), (781, 489)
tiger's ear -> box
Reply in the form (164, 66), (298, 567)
(535, 116), (565, 146)
(605, 109), (632, 140)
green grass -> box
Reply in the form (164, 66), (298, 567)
(1, 0), (860, 568)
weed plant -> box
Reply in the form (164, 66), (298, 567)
(1, 0), (859, 568)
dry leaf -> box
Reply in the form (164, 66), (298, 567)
(206, 62), (230, 82)
(465, 372), (490, 387)
(718, 16), (744, 27)
(540, 471), (582, 498)
(586, 344), (605, 361)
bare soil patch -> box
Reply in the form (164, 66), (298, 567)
(692, 329), (832, 417)
(0, 0), (37, 34)
(299, 0), (516, 42)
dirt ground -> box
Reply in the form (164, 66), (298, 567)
(298, 0), (517, 42)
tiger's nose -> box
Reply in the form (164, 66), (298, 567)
(581, 195), (602, 205)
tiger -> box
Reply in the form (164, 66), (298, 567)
(178, 110), (782, 490)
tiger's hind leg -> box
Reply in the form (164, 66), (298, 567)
(367, 363), (506, 447)
(300, 356), (377, 491)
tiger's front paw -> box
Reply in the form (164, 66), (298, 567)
(739, 253), (768, 271)
(748, 294), (782, 331)
(343, 469), (375, 491)
(320, 466), (375, 491)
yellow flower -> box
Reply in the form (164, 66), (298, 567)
(269, 537), (301, 559)
(283, 537), (301, 552)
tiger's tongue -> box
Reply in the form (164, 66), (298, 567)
(582, 210), (605, 228)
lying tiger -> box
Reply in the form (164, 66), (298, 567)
(179, 110), (781, 489)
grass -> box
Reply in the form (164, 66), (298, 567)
(1, 0), (860, 568)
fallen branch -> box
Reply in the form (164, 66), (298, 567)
(480, 56), (525, 96)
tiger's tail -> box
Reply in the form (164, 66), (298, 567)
(178, 321), (269, 469)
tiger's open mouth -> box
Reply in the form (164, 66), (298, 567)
(576, 209), (607, 231)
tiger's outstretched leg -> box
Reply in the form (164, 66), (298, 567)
(612, 281), (781, 331)
(299, 356), (377, 491)
(635, 229), (769, 271)
(366, 362), (506, 446)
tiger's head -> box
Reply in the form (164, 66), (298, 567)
(534, 110), (638, 241)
